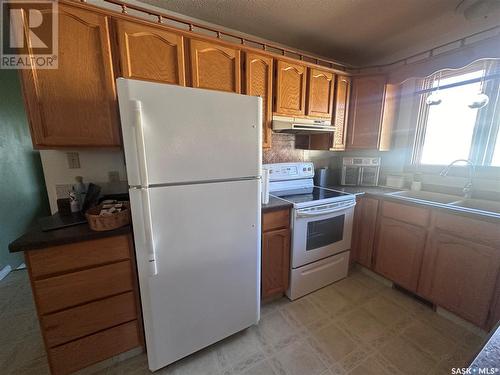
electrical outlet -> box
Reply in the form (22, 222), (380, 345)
(108, 171), (120, 182)
(66, 152), (80, 169)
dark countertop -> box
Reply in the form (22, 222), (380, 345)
(262, 196), (293, 213)
(469, 323), (500, 371)
(9, 213), (132, 252)
(326, 185), (401, 196)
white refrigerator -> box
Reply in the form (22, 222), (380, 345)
(116, 78), (262, 371)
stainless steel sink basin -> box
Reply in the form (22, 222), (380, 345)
(449, 199), (500, 215)
(387, 190), (462, 204)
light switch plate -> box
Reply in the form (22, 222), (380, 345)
(66, 152), (80, 169)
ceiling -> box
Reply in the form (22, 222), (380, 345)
(137, 0), (500, 66)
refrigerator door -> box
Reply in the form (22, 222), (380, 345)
(117, 78), (262, 187)
(129, 179), (261, 371)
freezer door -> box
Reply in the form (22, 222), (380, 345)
(117, 78), (262, 186)
(130, 179), (261, 371)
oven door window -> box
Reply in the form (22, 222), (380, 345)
(306, 215), (345, 251)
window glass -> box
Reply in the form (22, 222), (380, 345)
(492, 130), (500, 167)
(420, 71), (483, 165)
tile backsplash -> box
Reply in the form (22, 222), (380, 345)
(263, 133), (305, 164)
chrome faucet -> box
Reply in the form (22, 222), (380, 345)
(439, 159), (475, 199)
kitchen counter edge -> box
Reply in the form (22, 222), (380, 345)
(327, 185), (500, 223)
(9, 216), (132, 253)
(262, 196), (293, 213)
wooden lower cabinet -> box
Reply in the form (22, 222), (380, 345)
(418, 230), (500, 328)
(351, 197), (378, 268)
(261, 209), (291, 299)
(352, 197), (500, 329)
(374, 217), (427, 292)
(25, 235), (143, 375)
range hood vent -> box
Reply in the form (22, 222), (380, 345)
(272, 115), (334, 134)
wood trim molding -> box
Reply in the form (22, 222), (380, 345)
(62, 0), (349, 75)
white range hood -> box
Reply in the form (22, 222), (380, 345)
(272, 115), (334, 134)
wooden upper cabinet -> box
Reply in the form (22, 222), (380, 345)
(275, 60), (307, 116)
(189, 40), (241, 93)
(347, 75), (387, 150)
(331, 75), (351, 151)
(115, 20), (185, 85)
(306, 68), (335, 118)
(245, 53), (273, 148)
(418, 230), (500, 328)
(20, 3), (120, 148)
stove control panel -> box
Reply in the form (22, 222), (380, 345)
(263, 162), (314, 181)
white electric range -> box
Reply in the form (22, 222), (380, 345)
(263, 162), (356, 300)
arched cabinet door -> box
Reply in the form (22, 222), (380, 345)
(189, 39), (241, 93)
(275, 60), (306, 116)
(331, 75), (351, 151)
(245, 53), (273, 148)
(306, 68), (335, 119)
(115, 19), (185, 85)
(20, 3), (120, 148)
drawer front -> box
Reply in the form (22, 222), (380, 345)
(382, 200), (429, 227)
(288, 251), (349, 300)
(28, 235), (131, 279)
(432, 211), (500, 247)
(35, 261), (134, 314)
(263, 209), (290, 232)
(49, 320), (141, 375)
(42, 292), (137, 347)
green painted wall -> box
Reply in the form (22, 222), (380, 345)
(0, 70), (49, 271)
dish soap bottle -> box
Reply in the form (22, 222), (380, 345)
(69, 188), (80, 213)
(74, 176), (87, 210)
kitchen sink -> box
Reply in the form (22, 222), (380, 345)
(449, 199), (500, 215)
(387, 190), (462, 204)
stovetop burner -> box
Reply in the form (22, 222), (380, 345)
(264, 162), (356, 208)
(272, 187), (350, 205)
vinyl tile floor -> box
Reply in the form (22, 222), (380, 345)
(0, 268), (486, 375)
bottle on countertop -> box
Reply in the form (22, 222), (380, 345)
(69, 188), (80, 213)
(74, 176), (87, 210)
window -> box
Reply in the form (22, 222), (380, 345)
(413, 61), (500, 167)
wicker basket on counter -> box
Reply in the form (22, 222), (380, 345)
(85, 202), (131, 231)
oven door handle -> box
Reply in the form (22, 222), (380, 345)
(296, 202), (356, 218)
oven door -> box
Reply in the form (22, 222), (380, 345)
(292, 201), (355, 268)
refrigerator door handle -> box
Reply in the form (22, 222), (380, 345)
(141, 188), (158, 276)
(132, 100), (149, 188)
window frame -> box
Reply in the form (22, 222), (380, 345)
(410, 60), (500, 172)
